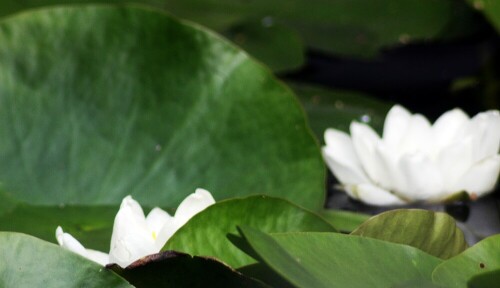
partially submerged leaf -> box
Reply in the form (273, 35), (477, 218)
(108, 251), (266, 288)
(432, 234), (500, 288)
(0, 232), (131, 287)
(351, 209), (468, 259)
(164, 196), (335, 268)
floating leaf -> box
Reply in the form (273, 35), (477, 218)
(0, 232), (131, 287)
(0, 199), (117, 251)
(237, 227), (442, 288)
(223, 18), (305, 73)
(109, 251), (266, 287)
(164, 196), (335, 268)
(467, 269), (500, 288)
(319, 209), (370, 233)
(351, 209), (468, 259)
(465, 0), (500, 32)
(289, 83), (392, 140)
(162, 0), (462, 58)
(0, 6), (323, 209)
(0, 1), (470, 60)
(432, 235), (500, 288)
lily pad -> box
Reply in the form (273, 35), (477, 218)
(318, 209), (370, 233)
(0, 1), (472, 60)
(0, 232), (131, 287)
(290, 83), (392, 140)
(432, 234), (500, 288)
(162, 0), (462, 58)
(236, 227), (443, 288)
(109, 251), (266, 287)
(223, 18), (305, 73)
(467, 269), (500, 288)
(0, 6), (324, 209)
(164, 195), (336, 268)
(351, 209), (468, 259)
(0, 198), (117, 251)
(465, 0), (500, 32)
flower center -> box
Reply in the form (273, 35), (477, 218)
(151, 231), (157, 241)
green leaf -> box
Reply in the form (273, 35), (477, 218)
(290, 83), (392, 141)
(109, 251), (267, 288)
(223, 19), (305, 73)
(319, 209), (370, 233)
(164, 196), (336, 268)
(0, 200), (117, 251)
(465, 0), (500, 32)
(432, 235), (500, 288)
(0, 1), (479, 63)
(161, 0), (460, 58)
(467, 269), (500, 288)
(351, 209), (468, 259)
(0, 6), (324, 209)
(237, 227), (443, 288)
(0, 232), (131, 287)
(238, 263), (294, 288)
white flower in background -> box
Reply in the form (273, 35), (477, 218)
(56, 188), (215, 267)
(322, 105), (500, 206)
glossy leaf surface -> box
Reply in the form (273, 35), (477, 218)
(0, 6), (323, 209)
(164, 196), (335, 268)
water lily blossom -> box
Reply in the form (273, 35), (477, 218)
(322, 105), (500, 206)
(56, 188), (215, 267)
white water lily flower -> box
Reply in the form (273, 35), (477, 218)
(322, 105), (500, 206)
(56, 188), (215, 267)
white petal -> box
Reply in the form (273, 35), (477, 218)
(432, 108), (469, 151)
(56, 226), (108, 266)
(324, 128), (362, 168)
(156, 218), (182, 249)
(146, 207), (172, 236)
(342, 184), (359, 199)
(353, 183), (406, 206)
(322, 147), (369, 184)
(383, 105), (412, 148)
(108, 232), (157, 268)
(398, 114), (432, 155)
(452, 155), (500, 197)
(56, 226), (86, 256)
(373, 143), (406, 192)
(399, 153), (444, 201)
(322, 128), (368, 185)
(469, 110), (500, 161)
(109, 196), (153, 267)
(174, 188), (215, 226)
(350, 122), (384, 184)
(437, 137), (474, 191)
(85, 249), (109, 266)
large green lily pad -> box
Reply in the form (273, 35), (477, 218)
(164, 196), (335, 268)
(237, 227), (443, 288)
(351, 209), (468, 259)
(0, 6), (323, 209)
(0, 232), (131, 287)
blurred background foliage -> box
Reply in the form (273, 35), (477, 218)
(0, 0), (498, 123)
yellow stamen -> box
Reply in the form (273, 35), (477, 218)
(152, 231), (157, 240)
